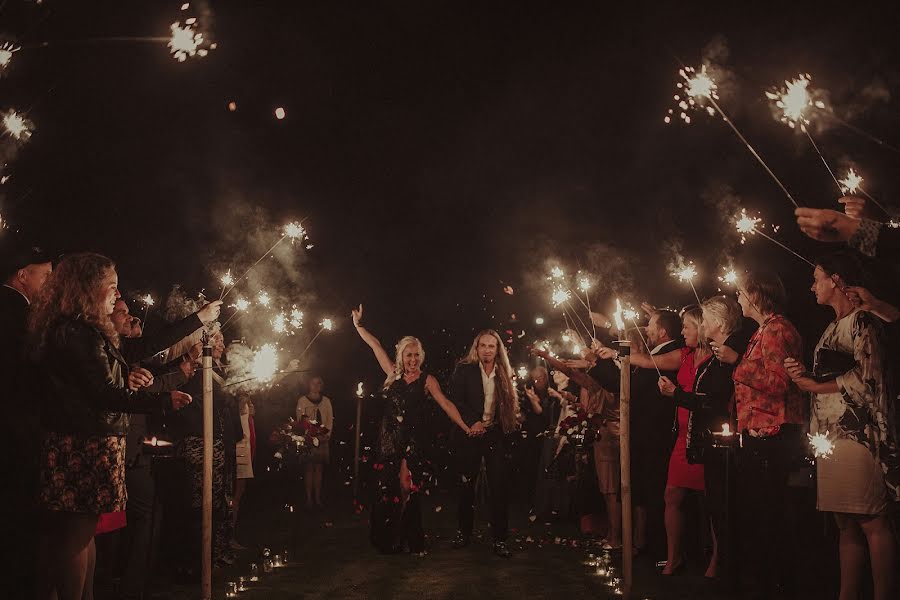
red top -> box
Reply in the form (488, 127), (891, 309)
(667, 347), (710, 491)
(732, 314), (805, 433)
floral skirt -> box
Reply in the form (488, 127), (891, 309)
(38, 432), (127, 514)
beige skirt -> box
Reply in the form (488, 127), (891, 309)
(817, 438), (887, 515)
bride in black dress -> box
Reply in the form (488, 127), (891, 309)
(351, 304), (471, 554)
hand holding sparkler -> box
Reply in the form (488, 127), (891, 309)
(838, 196), (869, 220)
(657, 376), (677, 397)
(127, 367), (155, 391)
(844, 287), (900, 323)
(795, 207), (860, 243)
(197, 300), (223, 324)
(170, 390), (192, 411)
(709, 341), (739, 365)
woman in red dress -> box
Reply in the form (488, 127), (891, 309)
(661, 306), (712, 575)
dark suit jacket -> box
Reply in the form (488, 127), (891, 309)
(0, 285), (29, 387)
(450, 362), (491, 428)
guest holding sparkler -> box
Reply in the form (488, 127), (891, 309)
(351, 305), (471, 554)
(296, 375), (333, 510)
(450, 329), (521, 558)
(796, 196), (900, 259)
(784, 251), (897, 600)
(730, 268), (805, 596)
(658, 296), (745, 584)
(28, 253), (193, 600)
(527, 366), (573, 520)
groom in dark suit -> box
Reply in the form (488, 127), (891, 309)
(450, 329), (520, 558)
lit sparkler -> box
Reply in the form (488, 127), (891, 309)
(320, 318), (334, 331)
(272, 313), (288, 334)
(807, 432), (834, 459)
(535, 317), (545, 325)
(552, 288), (571, 307)
(289, 307), (304, 329)
(550, 266), (565, 280)
(621, 307), (639, 322)
(734, 209), (814, 267)
(283, 221), (306, 243)
(720, 268), (739, 286)
(517, 366), (528, 380)
(837, 167), (889, 214)
(250, 344), (279, 383)
(257, 291), (271, 307)
(140, 294), (155, 327)
(0, 43), (20, 73)
(578, 277), (591, 292)
(220, 270), (235, 288)
(673, 264), (702, 305)
(168, 21), (208, 62)
(232, 297), (250, 311)
(667, 63), (798, 207)
(2, 109), (33, 141)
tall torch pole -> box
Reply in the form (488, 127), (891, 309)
(201, 331), (213, 600)
(353, 384), (363, 497)
(617, 340), (633, 598)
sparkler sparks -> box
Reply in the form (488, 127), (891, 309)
(734, 209), (815, 266)
(551, 288), (571, 307)
(140, 294), (155, 308)
(290, 307), (304, 329)
(578, 277), (591, 293)
(2, 109), (33, 141)
(839, 168), (863, 195)
(535, 317), (545, 325)
(168, 21), (207, 62)
(765, 74), (825, 130)
(283, 221), (305, 242)
(272, 313), (288, 334)
(517, 366), (528, 380)
(621, 307), (639, 322)
(808, 432), (834, 459)
(674, 264), (697, 283)
(220, 270), (235, 288)
(250, 344), (279, 383)
(257, 291), (271, 307)
(0, 43), (20, 73)
(231, 297), (251, 312)
(320, 318), (334, 331)
(666, 65), (718, 124)
(550, 266), (565, 280)
(720, 268), (739, 286)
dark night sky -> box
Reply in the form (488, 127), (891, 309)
(3, 0), (900, 394)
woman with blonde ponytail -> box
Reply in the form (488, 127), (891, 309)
(351, 305), (470, 554)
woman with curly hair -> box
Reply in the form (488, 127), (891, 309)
(28, 253), (206, 600)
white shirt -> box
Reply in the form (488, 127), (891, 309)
(651, 340), (676, 355)
(480, 363), (497, 426)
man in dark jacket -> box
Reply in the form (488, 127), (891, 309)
(0, 239), (52, 600)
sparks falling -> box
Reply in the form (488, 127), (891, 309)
(578, 277), (591, 293)
(621, 307), (639, 322)
(289, 307), (304, 329)
(320, 318), (334, 331)
(808, 432), (835, 459)
(250, 344), (279, 383)
(140, 294), (155, 308)
(839, 168), (863, 194)
(0, 43), (20, 73)
(220, 270), (235, 288)
(231, 297), (250, 312)
(2, 109), (33, 141)
(720, 268), (739, 286)
(517, 366), (528, 380)
(272, 313), (288, 334)
(257, 291), (271, 307)
(674, 265), (697, 283)
(765, 74), (825, 130)
(735, 208), (763, 244)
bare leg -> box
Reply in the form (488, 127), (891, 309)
(399, 459), (411, 508)
(38, 513), (99, 600)
(705, 516), (718, 578)
(834, 513), (866, 600)
(858, 514), (896, 600)
(634, 506), (647, 550)
(81, 537), (95, 600)
(663, 486), (686, 574)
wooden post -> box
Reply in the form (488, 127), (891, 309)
(617, 341), (633, 598)
(353, 391), (363, 497)
(201, 336), (213, 600)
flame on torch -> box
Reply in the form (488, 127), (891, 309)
(613, 299), (626, 332)
(356, 382), (365, 398)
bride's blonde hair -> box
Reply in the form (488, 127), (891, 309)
(384, 335), (425, 388)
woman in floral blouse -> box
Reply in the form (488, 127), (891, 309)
(786, 251), (897, 600)
(731, 269), (805, 596)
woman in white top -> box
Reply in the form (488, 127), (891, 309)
(296, 375), (333, 509)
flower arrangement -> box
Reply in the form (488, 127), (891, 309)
(269, 415), (330, 465)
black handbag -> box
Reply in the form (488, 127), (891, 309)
(813, 348), (856, 383)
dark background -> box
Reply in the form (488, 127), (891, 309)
(3, 0), (900, 407)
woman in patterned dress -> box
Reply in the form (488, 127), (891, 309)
(785, 251), (897, 600)
(351, 304), (471, 554)
(29, 253), (202, 600)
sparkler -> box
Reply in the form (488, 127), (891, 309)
(669, 64), (798, 208)
(735, 209), (814, 267)
(552, 288), (570, 307)
(219, 296), (250, 330)
(719, 268), (739, 286)
(535, 317), (545, 325)
(250, 344), (279, 383)
(766, 74), (842, 193)
(837, 167), (889, 214)
(168, 21), (208, 62)
(257, 291), (271, 307)
(221, 220), (308, 300)
(140, 294), (155, 327)
(293, 317), (336, 364)
(2, 109), (33, 142)
(673, 264), (702, 306)
(578, 276), (598, 339)
(550, 266), (565, 279)
(290, 307), (304, 329)
(218, 269), (234, 299)
(807, 432), (834, 459)
(517, 366), (528, 380)
(272, 313), (288, 334)
(0, 43), (20, 73)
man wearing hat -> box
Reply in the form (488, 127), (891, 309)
(0, 237), (51, 600)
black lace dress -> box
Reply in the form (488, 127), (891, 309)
(370, 372), (432, 553)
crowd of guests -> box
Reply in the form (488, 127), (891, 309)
(3, 193), (900, 599)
